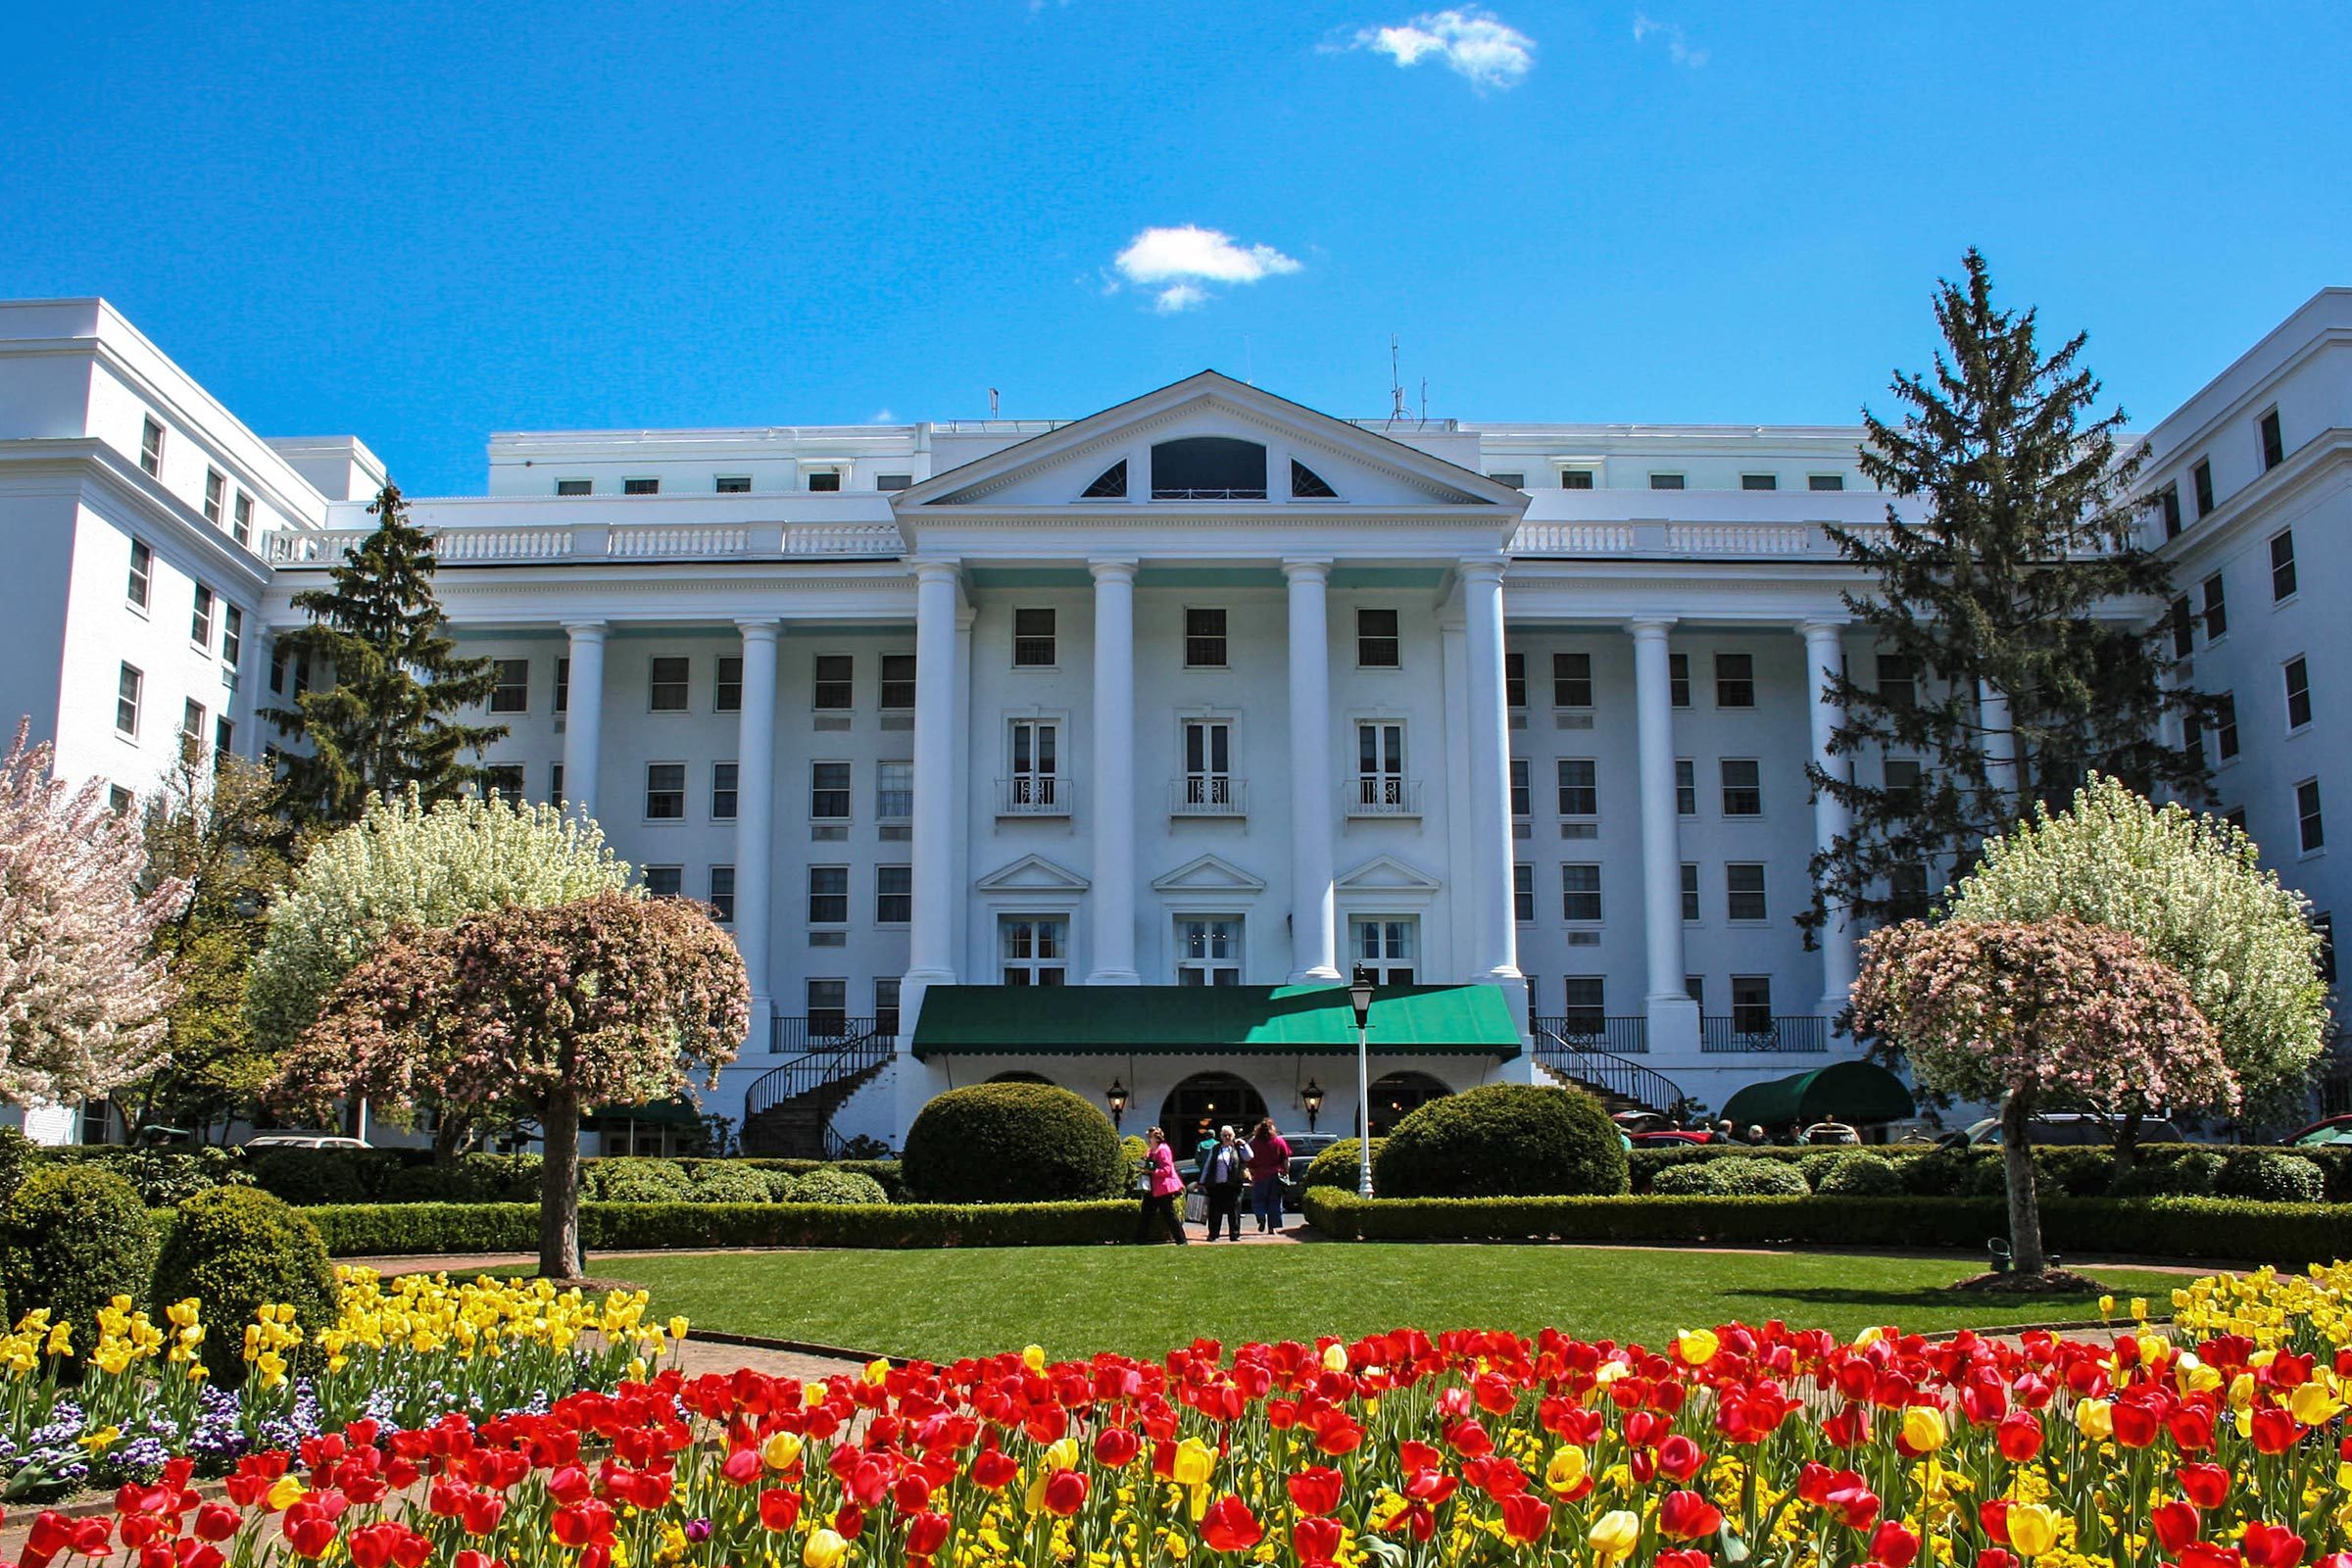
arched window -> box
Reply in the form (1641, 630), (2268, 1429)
(1151, 438), (1267, 500)
(1366, 1071), (1450, 1137)
(1290, 460), (1338, 499)
(1157, 1072), (1268, 1152)
(1080, 460), (1128, 499)
(986, 1070), (1056, 1086)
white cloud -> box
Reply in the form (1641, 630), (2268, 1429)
(872, 408), (897, 423)
(1105, 225), (1302, 313)
(1633, 13), (1708, 67)
(1349, 8), (1535, 91)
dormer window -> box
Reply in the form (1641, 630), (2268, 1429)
(1151, 437), (1266, 500)
(1081, 459), (1128, 500)
(1290, 460), (1337, 499)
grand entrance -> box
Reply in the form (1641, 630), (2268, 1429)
(1157, 1071), (1268, 1152)
(1365, 1071), (1450, 1136)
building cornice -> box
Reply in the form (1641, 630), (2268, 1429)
(2157, 428), (2352, 566)
(0, 439), (274, 593)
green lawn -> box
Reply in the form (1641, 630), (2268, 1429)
(591, 1245), (2188, 1362)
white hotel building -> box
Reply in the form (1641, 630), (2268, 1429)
(0, 293), (2342, 1153)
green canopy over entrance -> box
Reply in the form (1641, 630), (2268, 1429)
(1719, 1060), (1916, 1128)
(910, 984), (1520, 1058)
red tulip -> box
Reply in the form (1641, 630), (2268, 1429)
(759, 1491), (802, 1533)
(970, 1449), (1020, 1492)
(1200, 1496), (1263, 1552)
(1659, 1490), (1724, 1542)
(1288, 1467), (1346, 1517)
(2111, 1400), (2160, 1449)
(1981, 1500), (2012, 1544)
(1657, 1434), (1705, 1481)
(2180, 1544), (2246, 1568)
(1658, 1551), (1713, 1568)
(720, 1447), (760, 1486)
(906, 1511), (951, 1559)
(1042, 1470), (1090, 1517)
(280, 1505), (338, 1560)
(2251, 1407), (2306, 1455)
(1093, 1428), (1141, 1468)
(1295, 1517), (1345, 1567)
(1995, 1411), (2043, 1462)
(1499, 1493), (1552, 1545)
(1870, 1521), (1920, 1568)
(192, 1506), (241, 1544)
(2244, 1523), (2308, 1568)
(2153, 1501), (2202, 1554)
(2179, 1463), (2231, 1508)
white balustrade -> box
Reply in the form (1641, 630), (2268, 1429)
(270, 518), (906, 566)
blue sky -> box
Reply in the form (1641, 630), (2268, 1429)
(3, 1), (2347, 496)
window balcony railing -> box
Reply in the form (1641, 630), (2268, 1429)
(1170, 775), (1247, 817)
(1346, 777), (1424, 818)
(769, 1014), (882, 1056)
(1700, 1014), (1830, 1054)
(997, 776), (1072, 817)
(1532, 1015), (1650, 1057)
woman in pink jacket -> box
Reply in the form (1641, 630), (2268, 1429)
(1134, 1125), (1188, 1245)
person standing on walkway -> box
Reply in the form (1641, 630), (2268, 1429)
(1134, 1126), (1187, 1245)
(1200, 1124), (1251, 1241)
(1245, 1116), (1292, 1235)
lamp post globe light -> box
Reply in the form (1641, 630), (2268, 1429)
(1300, 1078), (1323, 1134)
(1105, 1079), (1129, 1131)
(1348, 965), (1375, 1199)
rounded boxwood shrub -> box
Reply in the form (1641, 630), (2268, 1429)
(2111, 1151), (2224, 1198)
(0, 1165), (156, 1345)
(1303, 1138), (1379, 1195)
(762, 1169), (803, 1201)
(149, 1186), (336, 1386)
(689, 1163), (776, 1204)
(1814, 1152), (1900, 1197)
(1374, 1085), (1627, 1200)
(1650, 1155), (1810, 1197)
(789, 1168), (890, 1205)
(1795, 1151), (1846, 1191)
(902, 1085), (1126, 1203)
(582, 1158), (694, 1203)
(2216, 1150), (2326, 1204)
(1894, 1148), (1966, 1197)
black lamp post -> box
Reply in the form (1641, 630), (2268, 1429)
(1105, 1079), (1129, 1131)
(1300, 1078), (1324, 1133)
(1348, 965), (1376, 1198)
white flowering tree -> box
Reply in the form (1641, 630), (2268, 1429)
(246, 787), (633, 1147)
(1943, 776), (2333, 1142)
(0, 719), (188, 1106)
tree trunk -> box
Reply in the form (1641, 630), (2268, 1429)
(539, 1090), (584, 1281)
(2002, 1087), (2045, 1276)
(2111, 1106), (2144, 1183)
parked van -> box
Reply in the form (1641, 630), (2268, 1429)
(1945, 1112), (2183, 1148)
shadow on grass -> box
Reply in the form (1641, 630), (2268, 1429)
(1720, 1286), (2102, 1311)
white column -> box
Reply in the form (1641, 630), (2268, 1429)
(904, 562), (962, 1011)
(732, 619), (781, 1045)
(559, 621), (607, 820)
(1630, 617), (1699, 1054)
(1458, 561), (1523, 1002)
(1087, 559), (1141, 984)
(1802, 619), (1858, 1019)
(1978, 679), (2017, 804)
(1284, 559), (1340, 982)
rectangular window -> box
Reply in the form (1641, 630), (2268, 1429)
(2158, 483), (2182, 539)
(1732, 976), (1773, 1035)
(2297, 778), (2326, 854)
(1648, 473), (1686, 490)
(808, 470), (842, 493)
(556, 478), (592, 496)
(714, 475), (752, 493)
(715, 656), (742, 712)
(1675, 759), (1696, 816)
(138, 417), (165, 476)
(127, 540), (152, 609)
(874, 977), (903, 1036)
(180, 699), (207, 757)
(2271, 530), (2297, 601)
(1001, 916), (1069, 985)
(1556, 758), (1597, 817)
(203, 468), (225, 523)
(1885, 758), (1923, 811)
(876, 474), (913, 492)
(1348, 917), (1417, 984)
(1726, 862), (1767, 922)
(1513, 865), (1534, 923)
(2201, 574), (2228, 640)
(623, 477), (660, 496)
(2284, 657), (2313, 731)
(806, 978), (847, 1035)
(875, 864), (912, 925)
(1009, 720), (1058, 808)
(810, 761), (852, 820)
(190, 585), (215, 650)
(221, 606), (243, 668)
(1490, 471), (1526, 489)
(879, 654), (916, 710)
(489, 658), (529, 712)
(1184, 608), (1228, 668)
(2171, 595), (2195, 658)
(555, 658), (569, 713)
(1889, 863), (1931, 920)
(649, 657), (690, 710)
(2260, 408), (2284, 470)
(1176, 916), (1243, 986)
(1552, 652), (1592, 708)
(1012, 608), (1056, 667)
(645, 762), (686, 819)
(1877, 654), (1916, 709)
(1715, 653), (1754, 708)
(1356, 721), (1405, 809)
(1685, 975), (1704, 1010)
(876, 760), (913, 821)
(807, 866), (849, 925)
(2216, 694), (2240, 761)
(1808, 473), (1845, 492)
(1562, 977), (1605, 1035)
(1720, 759), (1762, 816)
(213, 716), (234, 763)
(1681, 862), (1700, 922)
(812, 654), (854, 710)
(708, 865), (735, 923)
(1560, 469), (1594, 489)
(550, 762), (564, 803)
(231, 492), (253, 548)
(1560, 862), (1601, 923)
(1669, 652), (1690, 708)
(643, 865), (682, 898)
(1356, 608), (1400, 668)
(480, 763), (524, 802)
(1740, 473), (1778, 491)
(1504, 653), (1526, 710)
(1509, 758), (1530, 818)
(2191, 458), (2215, 517)
(1182, 719), (1233, 808)
(710, 761), (739, 820)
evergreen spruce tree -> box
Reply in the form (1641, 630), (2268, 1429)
(1802, 251), (2214, 950)
(263, 484), (506, 824)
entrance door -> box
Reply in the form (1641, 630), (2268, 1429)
(1158, 1072), (1268, 1156)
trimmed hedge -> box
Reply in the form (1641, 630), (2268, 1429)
(901, 1084), (1127, 1203)
(1652, 1156), (1810, 1197)
(302, 1199), (1135, 1255)
(1376, 1085), (1628, 1200)
(149, 1188), (337, 1385)
(0, 1164), (157, 1341)
(1299, 1187), (2352, 1265)
(1624, 1142), (2352, 1202)
(1303, 1139), (1381, 1197)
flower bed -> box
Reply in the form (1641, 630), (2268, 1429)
(17, 1264), (2352, 1568)
(0, 1269), (680, 1494)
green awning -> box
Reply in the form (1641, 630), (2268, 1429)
(1719, 1061), (1916, 1129)
(911, 984), (1520, 1058)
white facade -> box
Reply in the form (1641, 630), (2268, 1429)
(1, 292), (2344, 1152)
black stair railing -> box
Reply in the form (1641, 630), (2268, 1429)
(745, 1018), (892, 1124)
(1531, 1021), (1688, 1116)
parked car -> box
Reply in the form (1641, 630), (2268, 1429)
(244, 1133), (372, 1151)
(1629, 1130), (1711, 1148)
(1943, 1112), (2183, 1149)
(2289, 1114), (2352, 1148)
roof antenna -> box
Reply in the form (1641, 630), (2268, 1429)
(1419, 376), (1429, 428)
(988, 387), (1001, 417)
(1386, 335), (1410, 429)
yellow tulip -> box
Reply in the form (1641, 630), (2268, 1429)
(2075, 1399), (2113, 1441)
(1171, 1438), (1216, 1490)
(862, 1357), (890, 1386)
(1023, 1345), (1048, 1373)
(1589, 1509), (1642, 1562)
(1901, 1405), (1947, 1452)
(267, 1474), (307, 1511)
(2006, 1503), (2057, 1558)
(2290, 1382), (2342, 1426)
(1675, 1329), (1718, 1367)
(803, 1528), (850, 1568)
(1321, 1343), (1348, 1374)
(1544, 1446), (1588, 1496)
(762, 1431), (805, 1471)
(668, 1316), (689, 1342)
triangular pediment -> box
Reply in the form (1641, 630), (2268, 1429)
(897, 371), (1523, 513)
(974, 853), (1091, 892)
(1334, 854), (1444, 893)
(1149, 853), (1267, 895)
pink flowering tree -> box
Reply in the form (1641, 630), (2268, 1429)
(1850, 914), (2230, 1277)
(271, 889), (748, 1278)
(0, 719), (188, 1106)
